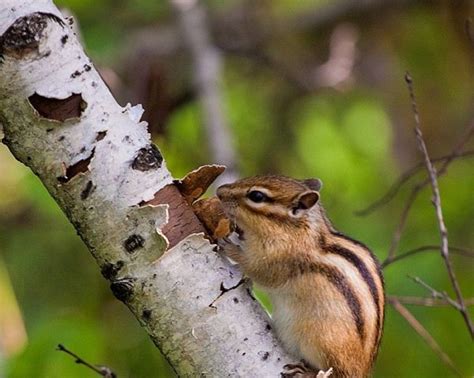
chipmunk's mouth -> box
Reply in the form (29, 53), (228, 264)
(219, 198), (245, 240)
(222, 203), (245, 240)
(235, 224), (245, 241)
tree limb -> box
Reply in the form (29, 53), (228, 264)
(0, 2), (294, 376)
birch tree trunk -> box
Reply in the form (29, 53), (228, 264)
(0, 1), (293, 376)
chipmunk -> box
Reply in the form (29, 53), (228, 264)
(216, 175), (384, 378)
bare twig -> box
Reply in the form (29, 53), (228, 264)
(385, 187), (419, 261)
(57, 344), (116, 378)
(408, 276), (463, 311)
(382, 245), (474, 268)
(384, 117), (474, 261)
(433, 119), (474, 176)
(405, 72), (474, 338)
(356, 150), (474, 216)
(388, 295), (474, 307)
(389, 299), (462, 377)
(171, 0), (238, 185)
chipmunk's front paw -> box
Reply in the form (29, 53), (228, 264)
(217, 238), (243, 262)
(281, 362), (332, 378)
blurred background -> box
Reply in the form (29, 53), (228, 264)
(0, 0), (473, 377)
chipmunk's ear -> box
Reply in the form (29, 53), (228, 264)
(303, 178), (323, 192)
(296, 190), (320, 210)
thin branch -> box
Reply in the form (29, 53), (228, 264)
(408, 276), (463, 311)
(434, 119), (474, 177)
(356, 150), (474, 216)
(405, 72), (474, 338)
(389, 298), (462, 377)
(382, 245), (474, 268)
(57, 344), (116, 378)
(385, 187), (419, 261)
(388, 295), (474, 307)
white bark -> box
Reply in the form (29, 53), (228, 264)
(0, 1), (293, 376)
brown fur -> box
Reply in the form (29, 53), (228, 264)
(217, 175), (385, 377)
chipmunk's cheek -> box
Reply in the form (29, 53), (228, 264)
(232, 209), (242, 225)
(233, 208), (248, 228)
(227, 204), (238, 221)
(218, 200), (235, 217)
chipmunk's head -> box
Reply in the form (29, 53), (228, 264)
(216, 175), (322, 237)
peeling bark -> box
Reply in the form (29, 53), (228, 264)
(0, 1), (293, 376)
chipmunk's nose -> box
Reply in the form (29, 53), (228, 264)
(216, 184), (230, 200)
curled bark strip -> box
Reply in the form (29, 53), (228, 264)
(0, 12), (64, 60)
(175, 164), (225, 204)
(29, 93), (87, 121)
(57, 148), (95, 183)
(143, 184), (206, 249)
(193, 196), (231, 241)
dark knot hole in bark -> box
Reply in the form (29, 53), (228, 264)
(29, 92), (87, 122)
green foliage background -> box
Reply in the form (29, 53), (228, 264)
(0, 1), (473, 377)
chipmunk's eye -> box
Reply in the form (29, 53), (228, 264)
(247, 190), (268, 203)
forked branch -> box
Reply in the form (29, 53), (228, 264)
(404, 72), (474, 338)
(389, 298), (461, 377)
(382, 245), (474, 268)
(57, 344), (116, 378)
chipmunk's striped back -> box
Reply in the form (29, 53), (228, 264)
(317, 217), (385, 370)
(216, 175), (385, 377)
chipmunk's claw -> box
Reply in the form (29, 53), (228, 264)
(217, 237), (233, 251)
(281, 361), (310, 377)
(217, 237), (243, 263)
(281, 363), (306, 377)
(281, 362), (332, 378)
